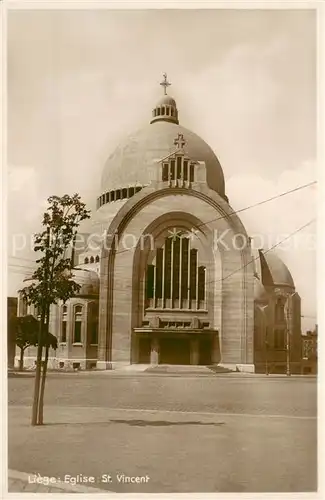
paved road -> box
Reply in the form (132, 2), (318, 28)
(8, 374), (317, 493)
(8, 373), (316, 416)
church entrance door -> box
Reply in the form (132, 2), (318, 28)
(138, 337), (151, 364)
(159, 337), (191, 365)
(199, 337), (212, 365)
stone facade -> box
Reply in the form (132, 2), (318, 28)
(16, 84), (302, 373)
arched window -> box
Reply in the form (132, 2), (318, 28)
(95, 255), (100, 263)
(145, 235), (206, 310)
(275, 298), (285, 323)
(90, 256), (94, 264)
(73, 305), (83, 343)
(274, 328), (286, 349)
(84, 257), (89, 264)
(61, 305), (68, 343)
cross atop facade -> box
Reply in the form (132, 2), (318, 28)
(160, 73), (171, 95)
(174, 133), (186, 150)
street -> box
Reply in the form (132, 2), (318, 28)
(8, 373), (317, 493)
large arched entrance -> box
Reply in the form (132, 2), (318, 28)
(132, 213), (219, 366)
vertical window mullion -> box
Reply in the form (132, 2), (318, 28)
(187, 240), (191, 308)
(162, 246), (165, 305)
(179, 238), (183, 308)
(170, 239), (174, 307)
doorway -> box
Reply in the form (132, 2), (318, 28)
(159, 337), (191, 365)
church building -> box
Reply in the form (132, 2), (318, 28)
(17, 76), (302, 374)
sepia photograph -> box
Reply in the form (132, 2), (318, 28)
(5, 4), (319, 496)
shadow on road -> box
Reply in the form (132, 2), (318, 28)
(38, 419), (226, 427)
(110, 419), (226, 427)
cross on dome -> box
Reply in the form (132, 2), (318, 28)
(174, 133), (186, 150)
(160, 73), (171, 95)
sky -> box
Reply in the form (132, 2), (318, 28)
(7, 8), (317, 331)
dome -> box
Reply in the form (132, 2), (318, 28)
(100, 120), (226, 198)
(72, 269), (99, 296)
(258, 249), (295, 289)
(156, 95), (177, 107)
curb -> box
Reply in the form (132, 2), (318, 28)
(8, 469), (114, 494)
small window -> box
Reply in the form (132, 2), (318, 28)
(190, 164), (194, 182)
(162, 106), (165, 115)
(162, 164), (169, 181)
(73, 362), (81, 370)
(275, 298), (285, 323)
(274, 329), (286, 349)
(21, 298), (28, 316)
(166, 107), (170, 116)
(84, 257), (89, 264)
(109, 191), (115, 202)
(157, 107), (161, 116)
(135, 186), (142, 193)
(116, 190), (121, 200)
(183, 160), (188, 181)
(177, 156), (182, 179)
(122, 188), (127, 199)
(61, 305), (68, 343)
(129, 187), (135, 197)
(73, 305), (83, 343)
(146, 265), (155, 299)
(61, 322), (67, 343)
(105, 192), (109, 204)
(170, 160), (175, 180)
(90, 256), (94, 264)
(95, 255), (100, 263)
(59, 361), (65, 369)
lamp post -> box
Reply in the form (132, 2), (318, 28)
(286, 303), (291, 377)
(265, 337), (269, 375)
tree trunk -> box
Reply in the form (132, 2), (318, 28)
(38, 344), (49, 425)
(19, 348), (24, 371)
(31, 309), (45, 426)
(37, 304), (50, 425)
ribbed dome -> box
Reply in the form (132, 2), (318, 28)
(72, 269), (99, 296)
(258, 249), (295, 288)
(100, 120), (226, 198)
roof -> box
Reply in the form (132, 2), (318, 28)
(156, 95), (177, 107)
(100, 120), (226, 198)
(72, 269), (99, 296)
(258, 249), (295, 288)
